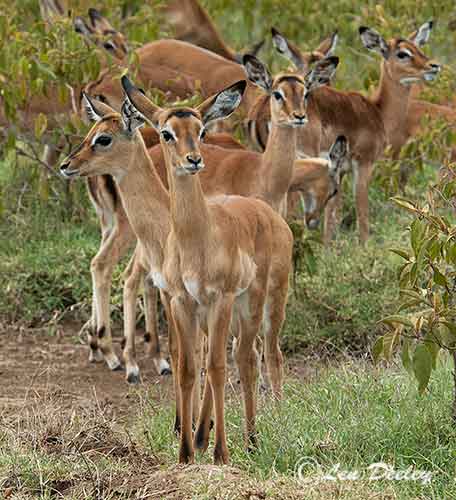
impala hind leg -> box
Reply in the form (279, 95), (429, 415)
(206, 293), (235, 465)
(160, 292), (182, 436)
(323, 188), (342, 244)
(263, 280), (289, 400)
(143, 278), (171, 376)
(235, 290), (264, 452)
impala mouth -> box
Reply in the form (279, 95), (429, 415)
(399, 76), (421, 86)
(183, 163), (205, 175)
(307, 218), (320, 230)
(291, 118), (308, 127)
(60, 168), (81, 179)
(423, 71), (439, 82)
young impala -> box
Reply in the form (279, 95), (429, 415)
(80, 56), (340, 381)
(250, 22), (441, 243)
(60, 81), (293, 465)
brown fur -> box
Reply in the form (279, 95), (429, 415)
(250, 29), (441, 243)
(60, 89), (293, 466)
(163, 0), (237, 61)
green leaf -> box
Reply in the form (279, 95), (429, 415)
(424, 332), (441, 370)
(383, 328), (400, 361)
(372, 336), (384, 364)
(413, 344), (433, 395)
(381, 315), (414, 328)
(392, 197), (418, 213)
(390, 248), (411, 260)
(34, 113), (47, 139)
(432, 266), (448, 287)
(410, 218), (426, 256)
(401, 338), (413, 375)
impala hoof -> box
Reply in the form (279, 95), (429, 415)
(158, 358), (171, 376)
(127, 372), (140, 384)
(126, 365), (140, 384)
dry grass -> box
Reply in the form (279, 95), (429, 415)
(0, 387), (403, 500)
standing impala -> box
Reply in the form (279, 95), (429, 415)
(246, 27), (338, 154)
(79, 56), (340, 381)
(253, 23), (441, 243)
(60, 81), (293, 465)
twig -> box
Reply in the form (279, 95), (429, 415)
(15, 145), (63, 181)
(300, 289), (353, 322)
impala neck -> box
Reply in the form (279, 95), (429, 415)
(373, 60), (411, 142)
(115, 133), (170, 264)
(164, 151), (212, 251)
(259, 119), (297, 216)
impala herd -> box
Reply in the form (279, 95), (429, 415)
(6, 0), (455, 465)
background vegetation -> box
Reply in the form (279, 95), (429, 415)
(1, 0), (456, 498)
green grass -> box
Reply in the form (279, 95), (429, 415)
(138, 357), (456, 499)
(2, 358), (455, 498)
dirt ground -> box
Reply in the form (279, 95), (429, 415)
(0, 325), (171, 418)
(0, 327), (395, 499)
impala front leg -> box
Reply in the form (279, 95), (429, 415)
(122, 254), (143, 383)
(170, 295), (199, 464)
(354, 162), (375, 245)
(91, 217), (135, 370)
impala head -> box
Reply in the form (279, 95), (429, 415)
(60, 94), (145, 179)
(303, 135), (348, 230)
(121, 76), (247, 177)
(359, 21), (440, 86)
(243, 54), (339, 127)
(271, 27), (338, 74)
(74, 8), (128, 59)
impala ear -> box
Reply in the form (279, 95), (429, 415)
(81, 91), (115, 123)
(234, 39), (265, 64)
(120, 99), (145, 136)
(121, 75), (163, 130)
(88, 7), (115, 32)
(316, 30), (338, 57)
(242, 54), (273, 93)
(409, 20), (433, 47)
(328, 135), (348, 176)
(74, 16), (93, 37)
(271, 27), (305, 71)
(359, 26), (390, 59)
(197, 80), (247, 125)
(304, 56), (339, 93)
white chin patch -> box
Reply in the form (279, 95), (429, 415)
(423, 73), (436, 82)
(399, 77), (420, 86)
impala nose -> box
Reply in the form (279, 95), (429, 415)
(60, 161), (70, 173)
(186, 155), (203, 173)
(307, 218), (320, 230)
(293, 113), (307, 125)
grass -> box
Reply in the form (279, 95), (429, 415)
(2, 357), (456, 499)
(138, 357), (456, 499)
(1, 0), (456, 496)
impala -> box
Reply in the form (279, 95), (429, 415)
(250, 23), (441, 243)
(60, 81), (293, 466)
(79, 56), (339, 380)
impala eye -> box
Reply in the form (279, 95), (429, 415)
(200, 128), (207, 140)
(397, 51), (411, 60)
(162, 130), (174, 142)
(272, 91), (283, 101)
(103, 41), (116, 51)
(94, 134), (112, 147)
